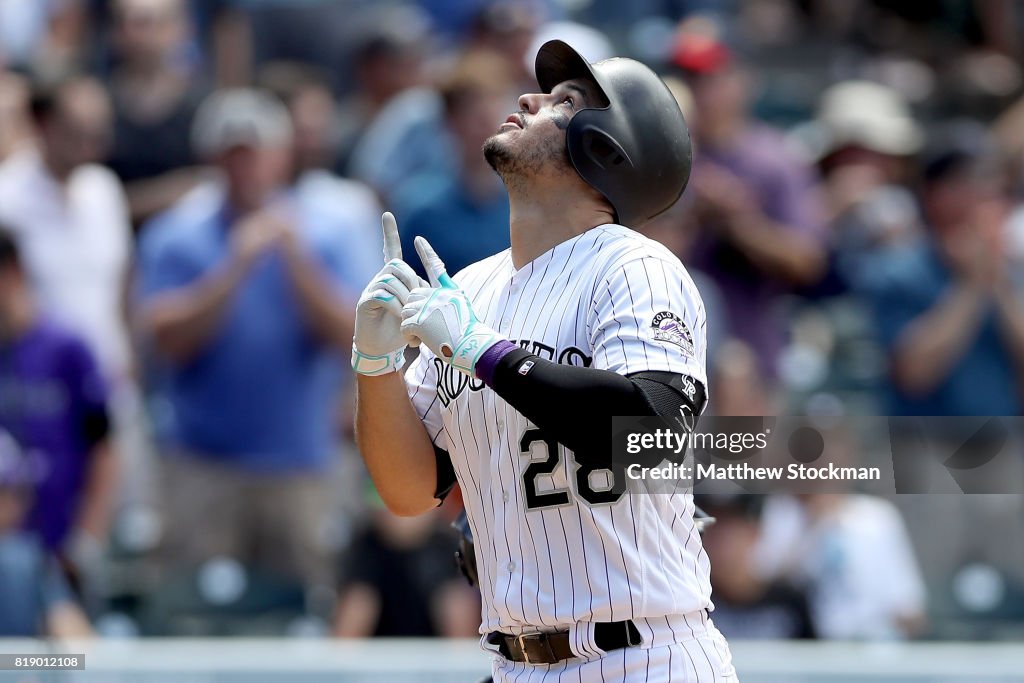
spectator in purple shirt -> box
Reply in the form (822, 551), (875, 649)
(0, 228), (117, 598)
(0, 429), (93, 638)
(672, 28), (826, 381)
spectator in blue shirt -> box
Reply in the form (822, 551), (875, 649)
(136, 89), (357, 590)
(392, 49), (514, 279)
(866, 149), (1024, 416)
(259, 61), (382, 296)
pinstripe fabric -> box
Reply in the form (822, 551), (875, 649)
(404, 225), (727, 678)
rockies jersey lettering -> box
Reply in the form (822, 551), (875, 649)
(433, 343), (590, 406)
(405, 224), (711, 633)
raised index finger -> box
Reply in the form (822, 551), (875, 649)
(415, 235), (455, 289)
(382, 211), (402, 262)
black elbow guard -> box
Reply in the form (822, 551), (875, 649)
(628, 371), (707, 432)
(434, 445), (457, 502)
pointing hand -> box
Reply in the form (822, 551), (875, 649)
(352, 212), (427, 376)
(400, 236), (505, 377)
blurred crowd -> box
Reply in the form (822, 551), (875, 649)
(1, 0), (1024, 643)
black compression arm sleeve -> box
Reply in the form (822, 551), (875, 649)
(489, 349), (653, 455)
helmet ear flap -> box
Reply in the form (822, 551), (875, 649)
(577, 125), (632, 170)
(536, 40), (690, 225)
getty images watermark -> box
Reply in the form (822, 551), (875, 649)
(623, 426), (881, 483)
(606, 416), (1024, 495)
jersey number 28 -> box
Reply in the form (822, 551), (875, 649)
(519, 428), (623, 510)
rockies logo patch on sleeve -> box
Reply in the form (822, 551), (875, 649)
(650, 311), (694, 356)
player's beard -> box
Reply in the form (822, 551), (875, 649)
(483, 118), (572, 191)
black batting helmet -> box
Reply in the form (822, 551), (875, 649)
(535, 40), (692, 227)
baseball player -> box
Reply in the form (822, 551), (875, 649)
(353, 40), (738, 681)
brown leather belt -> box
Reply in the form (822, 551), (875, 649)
(487, 620), (643, 664)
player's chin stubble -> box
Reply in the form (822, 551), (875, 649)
(483, 134), (515, 176)
(483, 128), (571, 192)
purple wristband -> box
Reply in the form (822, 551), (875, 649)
(475, 340), (519, 386)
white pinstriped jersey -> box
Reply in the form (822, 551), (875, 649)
(405, 224), (711, 634)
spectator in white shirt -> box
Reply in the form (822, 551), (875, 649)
(754, 493), (928, 639)
(0, 75), (132, 386)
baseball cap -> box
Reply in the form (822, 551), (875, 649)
(191, 88), (294, 158)
(671, 33), (732, 75)
(814, 80), (923, 159)
(352, 5), (431, 63)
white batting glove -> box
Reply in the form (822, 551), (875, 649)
(352, 212), (426, 376)
(400, 237), (505, 377)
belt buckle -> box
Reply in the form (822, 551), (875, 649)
(514, 632), (542, 664)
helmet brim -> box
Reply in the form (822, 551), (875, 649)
(535, 40), (608, 106)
